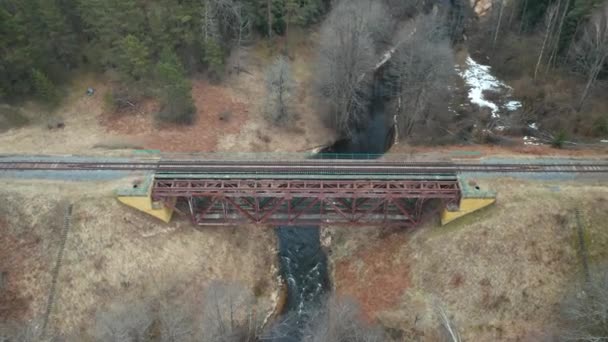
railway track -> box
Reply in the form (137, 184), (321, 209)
(0, 159), (607, 175)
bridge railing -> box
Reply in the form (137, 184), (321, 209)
(159, 152), (430, 162)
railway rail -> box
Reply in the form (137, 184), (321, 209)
(2, 157), (605, 226)
(0, 159), (607, 176)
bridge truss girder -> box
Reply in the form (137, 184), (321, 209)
(152, 178), (461, 227)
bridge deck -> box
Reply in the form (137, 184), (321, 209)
(153, 173), (458, 180)
(152, 177), (461, 227)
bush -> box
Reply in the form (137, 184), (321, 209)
(593, 115), (608, 136)
(552, 131), (568, 148)
(156, 88), (196, 124)
(103, 92), (116, 112)
(300, 295), (386, 342)
(560, 265), (608, 341)
(203, 40), (225, 82)
(266, 56), (295, 126)
(103, 85), (145, 114)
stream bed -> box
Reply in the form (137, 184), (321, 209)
(273, 79), (394, 335)
(272, 52), (524, 337)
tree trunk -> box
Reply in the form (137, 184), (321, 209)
(534, 5), (557, 80)
(565, 20), (583, 60)
(546, 0), (569, 71)
(278, 66), (285, 121)
(493, 0), (505, 49)
(519, 0), (529, 34)
(267, 0), (272, 38)
(578, 55), (607, 111)
(534, 23), (551, 80)
(285, 12), (290, 55)
(204, 3), (210, 42)
(235, 27), (242, 74)
(405, 89), (425, 137)
(507, 0), (519, 27)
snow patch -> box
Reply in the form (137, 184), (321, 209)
(458, 57), (503, 117)
(601, 140), (608, 143)
(523, 136), (542, 146)
(457, 56), (522, 120)
(528, 122), (538, 130)
(506, 101), (523, 111)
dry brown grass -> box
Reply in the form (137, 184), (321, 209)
(0, 34), (334, 155)
(0, 190), (67, 323)
(0, 179), (280, 337)
(326, 178), (608, 341)
(217, 28), (335, 153)
(0, 74), (117, 154)
(333, 232), (411, 322)
(100, 79), (249, 152)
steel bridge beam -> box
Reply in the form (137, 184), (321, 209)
(152, 178), (461, 227)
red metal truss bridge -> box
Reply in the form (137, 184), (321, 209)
(1, 157), (607, 227)
(153, 178), (461, 227)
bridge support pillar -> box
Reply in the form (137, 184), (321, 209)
(116, 175), (174, 223)
(441, 178), (496, 225)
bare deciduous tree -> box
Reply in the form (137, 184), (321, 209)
(571, 3), (608, 111)
(561, 265), (608, 341)
(201, 281), (260, 342)
(387, 13), (455, 140)
(301, 296), (385, 342)
(316, 0), (388, 137)
(434, 300), (461, 342)
(493, 0), (506, 48)
(202, 0), (221, 43)
(360, 0), (394, 49)
(201, 0), (251, 77)
(546, 0), (572, 71)
(93, 302), (153, 342)
(383, 0), (426, 20)
(266, 56), (294, 126)
(228, 1), (251, 74)
(535, 3), (559, 80)
(446, 0), (474, 43)
(260, 311), (300, 341)
(0, 320), (46, 342)
(159, 302), (196, 342)
(267, 0), (273, 38)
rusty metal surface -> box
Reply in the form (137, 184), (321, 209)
(152, 178), (461, 227)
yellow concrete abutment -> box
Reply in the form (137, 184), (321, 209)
(117, 195), (174, 223)
(441, 197), (496, 225)
(116, 175), (174, 223)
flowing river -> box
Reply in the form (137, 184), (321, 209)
(273, 76), (395, 337)
(273, 51), (524, 338)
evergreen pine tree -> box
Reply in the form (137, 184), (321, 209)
(155, 50), (196, 124)
(116, 35), (152, 83)
(31, 69), (60, 107)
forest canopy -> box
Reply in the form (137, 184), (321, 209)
(0, 0), (328, 106)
